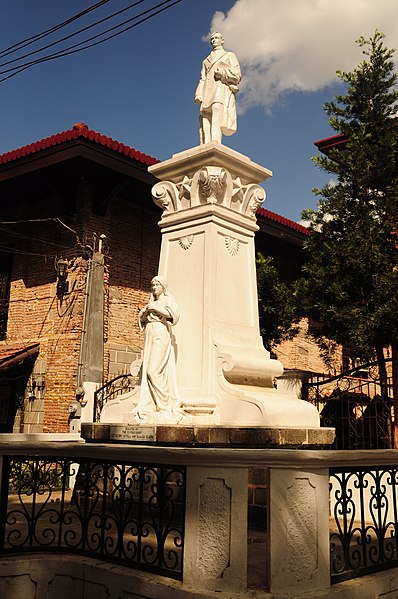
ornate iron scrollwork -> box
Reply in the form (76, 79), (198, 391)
(1, 456), (186, 580)
(330, 466), (398, 583)
(94, 374), (137, 422)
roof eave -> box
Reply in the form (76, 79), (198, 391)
(0, 138), (157, 185)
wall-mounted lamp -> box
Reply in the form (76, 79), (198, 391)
(27, 375), (46, 402)
(56, 257), (69, 299)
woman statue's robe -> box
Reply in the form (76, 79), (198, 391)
(134, 293), (180, 421)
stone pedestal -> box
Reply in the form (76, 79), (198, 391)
(184, 465), (248, 593)
(269, 467), (330, 595)
(81, 422), (334, 447)
(101, 142), (319, 428)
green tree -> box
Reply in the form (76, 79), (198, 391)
(298, 31), (398, 395)
(257, 253), (300, 355)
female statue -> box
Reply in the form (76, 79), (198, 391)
(131, 276), (181, 423)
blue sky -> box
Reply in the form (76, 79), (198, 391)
(0, 0), (397, 222)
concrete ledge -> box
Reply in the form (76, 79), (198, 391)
(0, 433), (83, 442)
(0, 441), (398, 469)
(80, 422), (335, 448)
(2, 550), (398, 598)
(0, 554), (247, 599)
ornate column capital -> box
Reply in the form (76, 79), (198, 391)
(149, 143), (271, 221)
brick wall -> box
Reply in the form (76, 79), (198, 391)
(275, 319), (341, 375)
(107, 342), (141, 378)
(106, 198), (160, 352)
(3, 186), (161, 432)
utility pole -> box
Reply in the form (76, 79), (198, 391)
(69, 234), (106, 432)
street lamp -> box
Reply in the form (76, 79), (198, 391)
(56, 257), (69, 299)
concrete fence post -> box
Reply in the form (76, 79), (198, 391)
(269, 466), (330, 596)
(183, 464), (248, 593)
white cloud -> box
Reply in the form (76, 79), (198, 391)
(210, 0), (398, 111)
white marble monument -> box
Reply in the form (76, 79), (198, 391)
(100, 35), (320, 428)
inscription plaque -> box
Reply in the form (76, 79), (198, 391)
(110, 425), (156, 442)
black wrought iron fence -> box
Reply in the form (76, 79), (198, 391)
(94, 374), (137, 422)
(0, 456), (185, 579)
(303, 363), (394, 450)
(330, 465), (398, 583)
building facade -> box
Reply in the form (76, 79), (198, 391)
(0, 123), (324, 432)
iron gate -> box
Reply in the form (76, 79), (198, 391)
(302, 362), (394, 450)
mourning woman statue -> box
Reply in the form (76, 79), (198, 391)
(131, 276), (181, 424)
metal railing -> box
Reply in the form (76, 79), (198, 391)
(303, 362), (394, 450)
(94, 374), (137, 422)
(330, 465), (398, 583)
(0, 455), (185, 580)
(2, 442), (398, 592)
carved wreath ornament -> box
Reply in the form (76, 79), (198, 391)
(151, 166), (265, 220)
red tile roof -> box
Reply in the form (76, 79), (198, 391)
(0, 122), (159, 167)
(0, 342), (40, 370)
(0, 123), (308, 236)
(314, 133), (349, 155)
(257, 207), (309, 236)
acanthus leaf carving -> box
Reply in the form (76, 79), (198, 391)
(152, 181), (180, 215)
(242, 184), (266, 218)
(151, 169), (265, 220)
(198, 167), (228, 204)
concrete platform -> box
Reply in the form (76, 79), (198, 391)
(80, 422), (335, 448)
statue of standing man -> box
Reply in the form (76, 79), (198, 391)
(195, 32), (241, 145)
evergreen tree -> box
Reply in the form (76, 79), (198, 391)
(257, 253), (300, 355)
(298, 31), (398, 393)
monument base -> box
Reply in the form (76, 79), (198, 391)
(99, 381), (321, 428)
(81, 422), (335, 448)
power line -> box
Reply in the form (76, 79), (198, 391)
(0, 0), (182, 83)
(0, 218), (80, 247)
(0, 224), (79, 252)
(0, 0), (148, 69)
(0, 217), (79, 238)
(0, 0), (113, 59)
(0, 244), (51, 258)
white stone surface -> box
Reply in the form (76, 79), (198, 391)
(2, 548), (398, 598)
(130, 275), (182, 424)
(270, 468), (330, 595)
(195, 33), (241, 144)
(149, 143), (319, 427)
(0, 433), (83, 442)
(101, 143), (319, 427)
(184, 465), (247, 592)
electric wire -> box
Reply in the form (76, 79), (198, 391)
(0, 0), (182, 82)
(0, 0), (178, 78)
(0, 225), (76, 251)
(0, 0), (112, 59)
(0, 244), (50, 258)
(0, 218), (82, 252)
(0, 218), (80, 241)
(0, 0), (148, 69)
